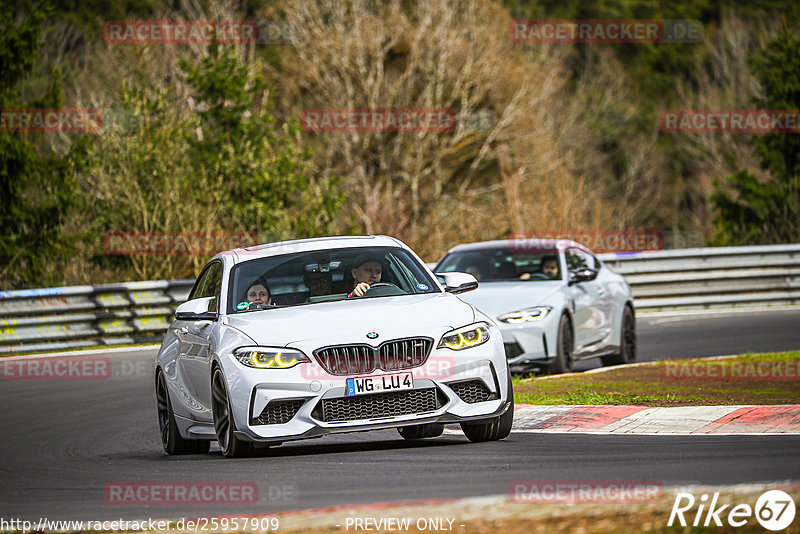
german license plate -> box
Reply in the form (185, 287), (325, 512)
(346, 372), (413, 396)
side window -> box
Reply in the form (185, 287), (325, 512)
(188, 267), (211, 301)
(565, 248), (594, 271)
(199, 262), (223, 312)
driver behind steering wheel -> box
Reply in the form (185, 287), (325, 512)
(348, 253), (384, 298)
(539, 254), (560, 279)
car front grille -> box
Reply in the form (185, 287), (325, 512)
(447, 379), (495, 404)
(314, 337), (433, 375)
(504, 342), (524, 359)
(252, 399), (305, 425)
(314, 387), (442, 422)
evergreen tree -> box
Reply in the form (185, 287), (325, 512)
(712, 25), (800, 244)
(0, 1), (79, 288)
(180, 45), (342, 241)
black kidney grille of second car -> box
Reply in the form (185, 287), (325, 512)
(447, 379), (495, 404)
(253, 399), (306, 425)
(317, 387), (440, 422)
(314, 337), (433, 375)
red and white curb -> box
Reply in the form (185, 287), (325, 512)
(502, 404), (800, 434)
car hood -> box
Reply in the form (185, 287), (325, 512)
(224, 293), (475, 347)
(457, 281), (564, 318)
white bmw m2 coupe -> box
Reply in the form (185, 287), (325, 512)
(155, 235), (513, 457)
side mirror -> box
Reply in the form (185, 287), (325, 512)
(569, 268), (599, 286)
(437, 272), (479, 294)
(175, 297), (218, 321)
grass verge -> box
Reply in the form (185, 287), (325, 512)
(512, 351), (800, 406)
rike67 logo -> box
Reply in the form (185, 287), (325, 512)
(668, 490), (796, 531)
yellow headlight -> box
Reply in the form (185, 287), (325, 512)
(247, 351), (299, 368)
(272, 352), (299, 367)
(439, 324), (490, 350)
(236, 348), (307, 369)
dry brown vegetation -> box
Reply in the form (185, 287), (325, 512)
(273, 0), (674, 260)
(11, 0), (786, 284)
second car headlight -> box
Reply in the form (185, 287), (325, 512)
(234, 347), (310, 369)
(438, 322), (490, 350)
(497, 306), (552, 323)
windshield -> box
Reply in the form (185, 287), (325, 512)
(227, 246), (438, 313)
(436, 247), (562, 281)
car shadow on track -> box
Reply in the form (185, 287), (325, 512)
(132, 433), (495, 461)
(212, 435), (475, 460)
(113, 431), (519, 462)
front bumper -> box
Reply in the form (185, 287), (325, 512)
(500, 322), (556, 373)
(234, 396), (512, 444)
(231, 357), (509, 444)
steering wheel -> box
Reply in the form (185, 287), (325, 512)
(525, 273), (551, 280)
(363, 282), (405, 297)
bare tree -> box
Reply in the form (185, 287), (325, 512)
(278, 0), (607, 257)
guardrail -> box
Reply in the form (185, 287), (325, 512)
(1, 244), (798, 354)
(598, 244), (800, 311)
(0, 281), (193, 354)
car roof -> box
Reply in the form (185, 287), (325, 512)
(212, 235), (408, 265)
(443, 238), (588, 255)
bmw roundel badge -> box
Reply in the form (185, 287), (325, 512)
(366, 332), (379, 339)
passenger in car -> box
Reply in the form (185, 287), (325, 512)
(464, 258), (490, 281)
(304, 268), (333, 297)
(348, 254), (384, 298)
(465, 266), (484, 280)
(491, 260), (518, 280)
(246, 282), (273, 307)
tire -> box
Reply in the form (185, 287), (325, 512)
(397, 423), (444, 440)
(156, 371), (210, 455)
(211, 367), (253, 458)
(601, 306), (637, 366)
(548, 315), (574, 375)
(460, 372), (514, 443)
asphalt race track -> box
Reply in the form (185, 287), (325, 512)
(1, 308), (799, 521)
(573, 306), (800, 371)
